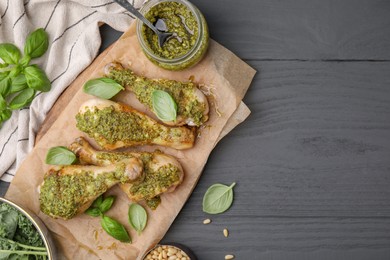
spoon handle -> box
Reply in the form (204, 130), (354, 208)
(113, 0), (159, 34)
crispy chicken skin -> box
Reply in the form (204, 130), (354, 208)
(76, 99), (196, 150)
(69, 137), (184, 204)
(105, 62), (209, 127)
(39, 158), (144, 219)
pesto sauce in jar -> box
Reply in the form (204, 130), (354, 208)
(142, 2), (198, 59)
(138, 0), (209, 70)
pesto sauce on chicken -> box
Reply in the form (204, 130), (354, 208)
(108, 68), (207, 126)
(75, 106), (162, 145)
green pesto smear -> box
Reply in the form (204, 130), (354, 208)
(39, 164), (128, 219)
(143, 1), (198, 59)
(96, 152), (181, 207)
(76, 106), (162, 145)
(109, 68), (207, 126)
(128, 162), (181, 201)
(146, 196), (161, 210)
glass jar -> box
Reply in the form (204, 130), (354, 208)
(136, 0), (209, 71)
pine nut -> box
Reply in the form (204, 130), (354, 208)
(203, 218), (211, 224)
(225, 255), (235, 260)
(223, 228), (229, 237)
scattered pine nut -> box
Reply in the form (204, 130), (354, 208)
(225, 254), (235, 260)
(203, 218), (211, 224)
(223, 228), (229, 237)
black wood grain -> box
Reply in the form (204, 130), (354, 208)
(192, 0), (390, 60)
(191, 61), (390, 218)
(162, 216), (390, 260)
(162, 61), (390, 259)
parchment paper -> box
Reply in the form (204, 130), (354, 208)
(5, 23), (256, 260)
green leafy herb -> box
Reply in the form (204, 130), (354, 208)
(101, 216), (131, 243)
(0, 76), (11, 96)
(0, 43), (21, 64)
(99, 196), (115, 214)
(85, 208), (102, 218)
(0, 95), (6, 111)
(10, 74), (27, 93)
(9, 88), (35, 110)
(0, 28), (51, 127)
(128, 203), (147, 235)
(92, 195), (103, 208)
(152, 90), (177, 121)
(83, 78), (124, 99)
(0, 109), (11, 123)
(0, 202), (47, 259)
(24, 65), (50, 92)
(24, 28), (49, 59)
(202, 182), (236, 214)
(86, 196), (130, 243)
(45, 146), (77, 165)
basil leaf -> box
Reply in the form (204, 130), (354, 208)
(202, 182), (236, 214)
(85, 208), (102, 218)
(9, 88), (35, 110)
(24, 65), (51, 92)
(0, 108), (11, 122)
(0, 43), (21, 64)
(19, 55), (31, 67)
(0, 72), (8, 80)
(45, 146), (76, 165)
(8, 64), (22, 78)
(0, 95), (6, 111)
(99, 196), (115, 213)
(101, 216), (131, 243)
(24, 28), (49, 59)
(83, 78), (124, 99)
(152, 90), (177, 122)
(10, 74), (27, 93)
(0, 76), (11, 96)
(128, 203), (147, 235)
(92, 195), (103, 208)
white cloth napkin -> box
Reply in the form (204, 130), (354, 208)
(0, 0), (144, 182)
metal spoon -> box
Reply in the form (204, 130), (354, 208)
(113, 0), (173, 47)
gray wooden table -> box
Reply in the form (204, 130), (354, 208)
(2, 0), (390, 259)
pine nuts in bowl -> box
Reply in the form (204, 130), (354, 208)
(143, 243), (197, 260)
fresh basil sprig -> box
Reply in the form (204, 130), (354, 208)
(9, 88), (35, 110)
(128, 203), (147, 235)
(86, 195), (131, 243)
(202, 182), (236, 214)
(86, 195), (115, 217)
(0, 28), (51, 127)
(83, 78), (124, 99)
(45, 146), (77, 165)
(152, 90), (177, 122)
(101, 216), (131, 243)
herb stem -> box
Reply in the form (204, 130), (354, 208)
(0, 237), (47, 251)
(229, 182), (236, 189)
(0, 66), (13, 73)
(0, 250), (48, 256)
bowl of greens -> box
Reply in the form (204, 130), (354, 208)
(0, 197), (56, 259)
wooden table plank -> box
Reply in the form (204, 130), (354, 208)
(193, 0), (390, 60)
(162, 215), (390, 260)
(187, 61), (390, 218)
